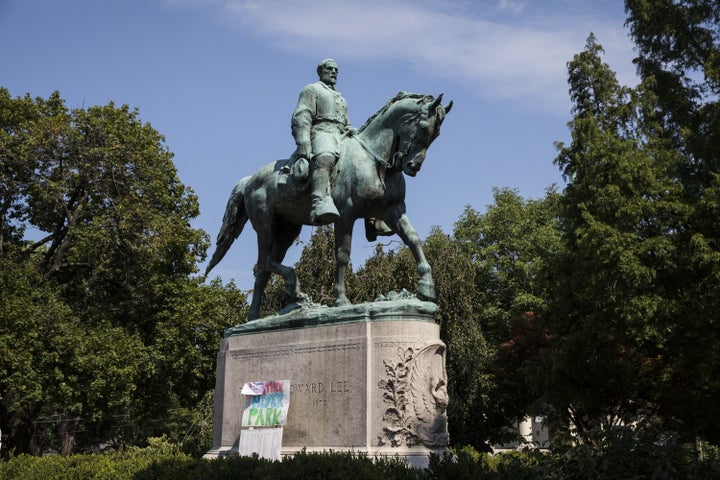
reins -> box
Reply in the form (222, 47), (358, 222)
(353, 118), (421, 172)
(354, 134), (396, 170)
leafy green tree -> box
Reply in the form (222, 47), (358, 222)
(420, 228), (494, 449)
(454, 188), (562, 345)
(258, 225), (352, 316)
(295, 225), (349, 305)
(0, 88), (246, 455)
(0, 254), (153, 456)
(352, 240), (416, 302)
(0, 88), (64, 255)
(442, 190), (561, 449)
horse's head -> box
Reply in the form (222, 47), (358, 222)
(396, 94), (453, 177)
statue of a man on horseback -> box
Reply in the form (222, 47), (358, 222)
(206, 59), (452, 320)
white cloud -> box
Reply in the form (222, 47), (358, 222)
(212, 0), (637, 113)
(497, 0), (525, 14)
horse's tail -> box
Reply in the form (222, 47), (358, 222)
(205, 176), (250, 276)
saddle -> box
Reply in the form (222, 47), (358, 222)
(277, 148), (393, 240)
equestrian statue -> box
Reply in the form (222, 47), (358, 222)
(206, 59), (452, 320)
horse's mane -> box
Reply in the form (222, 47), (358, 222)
(357, 91), (432, 134)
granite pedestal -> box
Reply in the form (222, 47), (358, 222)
(205, 295), (449, 466)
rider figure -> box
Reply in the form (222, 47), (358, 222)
(291, 59), (394, 239)
(292, 58), (352, 225)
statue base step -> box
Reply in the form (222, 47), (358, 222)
(205, 295), (449, 467)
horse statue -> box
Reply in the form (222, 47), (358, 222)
(206, 91), (452, 320)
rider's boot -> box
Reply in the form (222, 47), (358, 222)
(309, 154), (340, 225)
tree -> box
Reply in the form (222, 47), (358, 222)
(454, 189), (562, 345)
(545, 34), (690, 443)
(417, 228), (494, 449)
(257, 225), (352, 317)
(295, 225), (346, 305)
(625, 0), (720, 442)
(352, 240), (417, 302)
(0, 89), (246, 454)
(0, 88), (63, 255)
(439, 190), (561, 449)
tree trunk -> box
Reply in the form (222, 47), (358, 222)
(58, 414), (81, 456)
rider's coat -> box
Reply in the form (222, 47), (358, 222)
(292, 81), (351, 158)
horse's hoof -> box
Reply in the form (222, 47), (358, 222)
(418, 277), (436, 300)
(334, 295), (351, 307)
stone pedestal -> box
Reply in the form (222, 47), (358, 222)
(205, 295), (449, 466)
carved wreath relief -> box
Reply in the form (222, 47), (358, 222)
(378, 343), (449, 448)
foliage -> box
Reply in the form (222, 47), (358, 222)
(294, 225), (352, 305)
(0, 88), (246, 455)
(258, 225), (357, 316)
(1, 441), (718, 480)
(545, 33), (681, 438)
(624, 0), (720, 443)
(453, 188), (562, 345)
(348, 190), (561, 452)
(441, 190), (561, 450)
(352, 241), (417, 302)
(420, 228), (495, 450)
(544, 27), (720, 445)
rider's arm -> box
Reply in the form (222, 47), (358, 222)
(292, 85), (316, 159)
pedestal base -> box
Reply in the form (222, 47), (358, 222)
(206, 296), (449, 466)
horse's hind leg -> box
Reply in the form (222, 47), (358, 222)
(248, 229), (274, 320)
(248, 268), (271, 320)
(268, 224), (305, 302)
(248, 224), (303, 320)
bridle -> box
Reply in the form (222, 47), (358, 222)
(354, 111), (424, 173)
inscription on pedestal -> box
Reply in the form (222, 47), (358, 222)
(291, 380), (351, 409)
(290, 380), (350, 394)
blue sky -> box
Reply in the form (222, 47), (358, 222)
(1, 0), (636, 290)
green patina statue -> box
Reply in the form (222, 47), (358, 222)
(291, 58), (352, 225)
(206, 60), (452, 320)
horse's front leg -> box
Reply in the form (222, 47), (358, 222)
(333, 219), (354, 306)
(386, 209), (436, 300)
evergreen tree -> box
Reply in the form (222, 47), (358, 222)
(546, 34), (688, 442)
(626, 0), (720, 442)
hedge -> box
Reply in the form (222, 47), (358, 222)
(2, 439), (719, 480)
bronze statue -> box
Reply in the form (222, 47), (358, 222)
(206, 70), (452, 320)
(291, 58), (352, 225)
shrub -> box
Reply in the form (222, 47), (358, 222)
(2, 439), (719, 479)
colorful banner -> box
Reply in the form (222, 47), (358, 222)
(241, 380), (290, 427)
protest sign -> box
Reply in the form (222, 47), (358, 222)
(241, 380), (290, 427)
